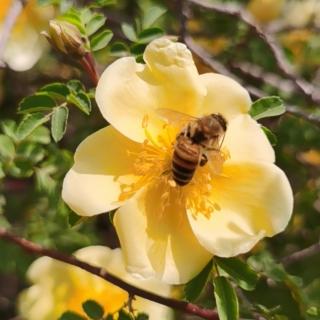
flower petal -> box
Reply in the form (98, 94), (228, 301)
(62, 126), (140, 216)
(187, 161), (293, 257)
(114, 184), (212, 284)
(223, 114), (275, 163)
(95, 38), (206, 143)
(198, 73), (251, 120)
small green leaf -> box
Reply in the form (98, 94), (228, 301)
(0, 163), (5, 179)
(40, 83), (70, 98)
(118, 310), (134, 320)
(121, 23), (137, 41)
(59, 311), (86, 320)
(250, 96), (285, 120)
(213, 276), (239, 320)
(51, 106), (69, 142)
(261, 126), (277, 146)
(19, 94), (56, 113)
(136, 313), (149, 320)
(86, 13), (106, 36)
(60, 9), (86, 34)
(91, 29), (113, 51)
(82, 300), (104, 319)
(67, 93), (91, 114)
(138, 27), (164, 43)
(67, 80), (85, 93)
(130, 43), (146, 56)
(109, 42), (129, 57)
(142, 6), (166, 29)
(90, 0), (116, 8)
(0, 119), (17, 140)
(184, 260), (213, 301)
(26, 126), (51, 144)
(215, 257), (259, 291)
(0, 135), (15, 161)
(16, 113), (50, 141)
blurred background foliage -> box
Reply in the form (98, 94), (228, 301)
(0, 0), (320, 319)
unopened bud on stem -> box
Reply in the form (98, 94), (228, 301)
(42, 20), (87, 57)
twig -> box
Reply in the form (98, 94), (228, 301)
(185, 36), (320, 127)
(0, 228), (219, 320)
(0, 0), (27, 66)
(282, 241), (320, 267)
(186, 0), (320, 105)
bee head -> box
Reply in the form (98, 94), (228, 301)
(210, 114), (227, 132)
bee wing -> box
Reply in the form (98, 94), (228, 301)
(156, 108), (198, 128)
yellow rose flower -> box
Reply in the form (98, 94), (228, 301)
(0, 0), (53, 71)
(18, 246), (173, 320)
(62, 38), (293, 284)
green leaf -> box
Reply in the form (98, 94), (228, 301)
(67, 93), (91, 114)
(40, 83), (70, 98)
(19, 94), (56, 113)
(250, 96), (285, 120)
(136, 313), (149, 320)
(67, 80), (85, 93)
(142, 6), (166, 29)
(130, 43), (146, 56)
(90, 0), (116, 8)
(16, 113), (50, 141)
(118, 310), (134, 320)
(86, 13), (106, 36)
(51, 106), (69, 142)
(109, 42), (129, 57)
(60, 9), (86, 34)
(82, 300), (104, 319)
(59, 311), (86, 320)
(261, 126), (277, 146)
(90, 29), (113, 51)
(138, 27), (164, 44)
(184, 260), (213, 302)
(35, 166), (57, 194)
(0, 135), (15, 161)
(213, 276), (239, 320)
(16, 143), (46, 165)
(0, 119), (17, 140)
(26, 126), (51, 144)
(215, 257), (259, 291)
(121, 23), (137, 41)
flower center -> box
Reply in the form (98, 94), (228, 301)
(119, 116), (230, 218)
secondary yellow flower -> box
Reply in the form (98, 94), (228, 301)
(62, 38), (293, 284)
(0, 0), (53, 71)
(18, 246), (172, 320)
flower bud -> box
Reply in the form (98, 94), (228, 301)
(42, 20), (87, 57)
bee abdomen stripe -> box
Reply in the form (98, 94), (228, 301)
(172, 166), (194, 178)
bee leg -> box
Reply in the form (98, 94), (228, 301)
(199, 153), (208, 166)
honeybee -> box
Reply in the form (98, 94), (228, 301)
(157, 109), (227, 186)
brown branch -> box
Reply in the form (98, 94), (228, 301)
(185, 36), (320, 127)
(0, 228), (219, 320)
(186, 0), (320, 105)
(282, 241), (320, 267)
(0, 0), (27, 67)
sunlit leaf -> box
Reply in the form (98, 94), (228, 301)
(121, 23), (137, 41)
(19, 94), (56, 114)
(86, 13), (106, 36)
(91, 29), (113, 51)
(250, 96), (285, 120)
(51, 106), (69, 142)
(213, 276), (239, 320)
(0, 135), (15, 161)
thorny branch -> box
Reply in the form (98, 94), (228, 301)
(0, 0), (27, 67)
(0, 228), (219, 320)
(186, 0), (320, 105)
(282, 240), (320, 267)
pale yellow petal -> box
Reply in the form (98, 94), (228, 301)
(74, 246), (173, 320)
(62, 126), (140, 216)
(187, 161), (293, 257)
(198, 73), (251, 120)
(95, 38), (206, 143)
(114, 184), (212, 285)
(223, 114), (275, 163)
